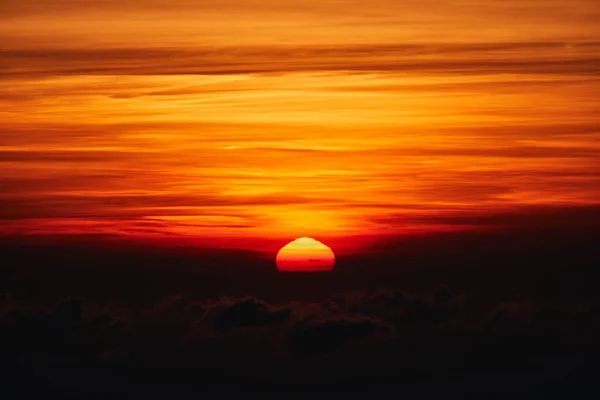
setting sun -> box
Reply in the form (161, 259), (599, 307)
(276, 237), (335, 272)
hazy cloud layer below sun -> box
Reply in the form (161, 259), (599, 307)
(1, 0), (599, 245)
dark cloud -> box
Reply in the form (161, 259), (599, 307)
(290, 314), (390, 355)
(0, 149), (153, 163)
(51, 297), (84, 328)
(200, 296), (291, 330)
(329, 77), (600, 94)
(0, 0), (258, 18)
(433, 285), (454, 305)
(371, 203), (600, 229)
(426, 203), (600, 227)
(2, 43), (599, 78)
(416, 146), (600, 159)
(1, 283), (598, 395)
(0, 192), (342, 222)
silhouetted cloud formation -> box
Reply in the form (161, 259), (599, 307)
(1, 278), (599, 400)
(290, 314), (391, 355)
(202, 296), (292, 330)
(1, 287), (597, 374)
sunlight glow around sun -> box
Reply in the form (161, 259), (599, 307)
(276, 237), (335, 272)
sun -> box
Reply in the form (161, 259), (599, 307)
(276, 237), (335, 272)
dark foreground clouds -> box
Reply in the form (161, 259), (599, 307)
(1, 287), (599, 397)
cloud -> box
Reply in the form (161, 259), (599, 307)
(199, 296), (291, 330)
(1, 39), (597, 240)
(290, 314), (392, 355)
(433, 286), (454, 305)
(430, 204), (600, 228)
(51, 297), (84, 328)
(370, 204), (600, 230)
(0, 284), (598, 396)
(2, 43), (599, 78)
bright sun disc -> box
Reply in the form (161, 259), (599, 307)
(276, 237), (335, 272)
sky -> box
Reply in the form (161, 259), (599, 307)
(1, 0), (599, 251)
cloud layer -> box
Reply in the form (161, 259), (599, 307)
(1, 0), (599, 242)
(1, 287), (597, 394)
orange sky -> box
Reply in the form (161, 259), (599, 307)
(1, 0), (599, 252)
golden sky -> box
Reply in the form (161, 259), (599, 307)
(1, 0), (599, 250)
